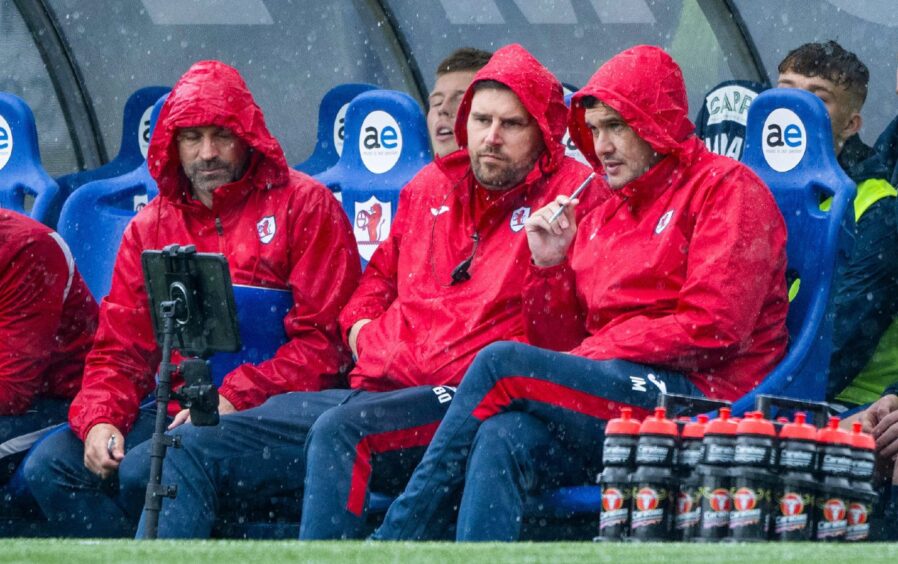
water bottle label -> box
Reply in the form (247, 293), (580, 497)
(779, 448), (813, 469)
(821, 454), (852, 474)
(850, 459), (875, 479)
(815, 497), (848, 539)
(700, 487), (731, 529)
(704, 443), (735, 464)
(845, 501), (871, 541)
(603, 444), (633, 465)
(728, 486), (769, 529)
(635, 444), (671, 464)
(679, 448), (702, 467)
(630, 486), (669, 529)
(774, 491), (812, 533)
(734, 444), (770, 464)
(675, 489), (701, 529)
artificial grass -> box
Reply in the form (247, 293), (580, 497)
(0, 540), (895, 564)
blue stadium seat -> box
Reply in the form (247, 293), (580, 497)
(294, 83), (377, 175)
(314, 89), (431, 267)
(694, 80), (767, 161)
(735, 87), (856, 414)
(56, 93), (168, 300)
(207, 285), (292, 386)
(0, 92), (62, 225)
(55, 86), (170, 212)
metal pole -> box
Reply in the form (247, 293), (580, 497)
(142, 300), (181, 539)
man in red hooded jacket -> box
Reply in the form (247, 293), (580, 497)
(373, 45), (790, 542)
(23, 60), (361, 537)
(134, 44), (605, 540)
(0, 210), (97, 452)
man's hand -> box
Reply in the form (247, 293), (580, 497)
(84, 423), (125, 479)
(524, 195), (580, 268)
(348, 319), (372, 359)
(169, 395), (238, 430)
(867, 394), (898, 461)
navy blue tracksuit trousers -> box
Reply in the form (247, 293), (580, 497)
(373, 341), (701, 541)
(129, 386), (455, 539)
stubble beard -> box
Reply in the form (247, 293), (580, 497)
(471, 149), (539, 190)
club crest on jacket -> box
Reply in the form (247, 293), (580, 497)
(257, 215), (276, 244)
(510, 206), (530, 233)
(655, 209), (674, 235)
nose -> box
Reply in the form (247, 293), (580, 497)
(483, 121), (502, 146)
(198, 134), (219, 160)
(593, 129), (613, 159)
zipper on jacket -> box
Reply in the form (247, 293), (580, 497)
(215, 216), (224, 235)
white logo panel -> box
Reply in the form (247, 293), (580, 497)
(333, 102), (349, 157)
(138, 105), (153, 158)
(0, 115), (13, 171)
(762, 108), (806, 173)
(359, 111), (402, 174)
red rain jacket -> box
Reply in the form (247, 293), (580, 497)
(340, 44), (607, 391)
(69, 61), (361, 439)
(0, 210), (97, 414)
(525, 45), (789, 401)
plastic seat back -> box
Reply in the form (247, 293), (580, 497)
(207, 285), (293, 386)
(736, 87), (857, 413)
(294, 83), (378, 176)
(0, 93), (61, 225)
(57, 94), (168, 300)
(55, 86), (170, 201)
(315, 89), (431, 267)
(694, 80), (766, 161)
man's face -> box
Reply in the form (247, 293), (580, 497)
(583, 104), (660, 190)
(177, 125), (250, 208)
(466, 87), (544, 190)
(777, 71), (861, 154)
(427, 70), (477, 157)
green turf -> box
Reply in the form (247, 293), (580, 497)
(0, 540), (895, 564)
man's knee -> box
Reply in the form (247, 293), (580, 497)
(23, 428), (81, 490)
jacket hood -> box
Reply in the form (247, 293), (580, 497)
(569, 45), (695, 171)
(452, 43), (567, 174)
(147, 60), (289, 201)
(875, 115), (898, 186)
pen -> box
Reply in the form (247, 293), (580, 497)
(549, 172), (596, 223)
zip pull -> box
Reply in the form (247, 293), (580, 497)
(215, 216), (223, 235)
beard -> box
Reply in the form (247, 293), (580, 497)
(184, 157), (243, 195)
(470, 148), (538, 190)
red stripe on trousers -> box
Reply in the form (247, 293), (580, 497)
(471, 376), (651, 422)
(346, 421), (441, 516)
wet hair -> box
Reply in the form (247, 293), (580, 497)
(579, 95), (599, 109)
(778, 41), (869, 110)
(471, 79), (512, 94)
(436, 47), (493, 76)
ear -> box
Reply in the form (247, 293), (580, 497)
(840, 111), (863, 141)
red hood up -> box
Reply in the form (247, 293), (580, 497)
(569, 45), (695, 172)
(147, 60), (290, 202)
(451, 43), (567, 175)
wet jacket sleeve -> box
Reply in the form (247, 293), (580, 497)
(218, 193), (362, 410)
(575, 172), (786, 371)
(522, 259), (588, 350)
(0, 235), (70, 414)
(69, 224), (160, 439)
(828, 199), (898, 399)
(337, 185), (411, 338)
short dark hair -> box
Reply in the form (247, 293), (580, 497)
(579, 95), (599, 109)
(436, 48), (492, 76)
(778, 41), (869, 110)
(471, 79), (511, 94)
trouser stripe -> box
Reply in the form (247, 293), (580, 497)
(346, 421), (441, 516)
(471, 376), (651, 422)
